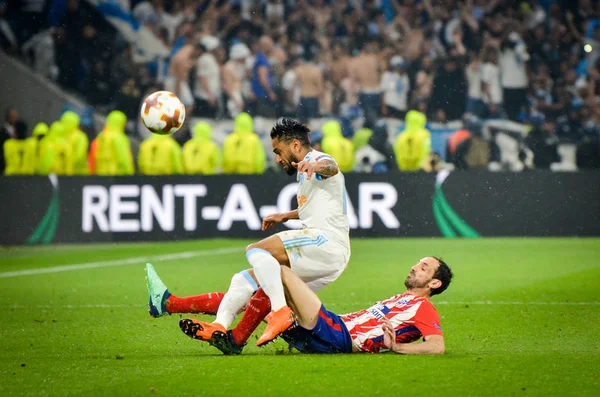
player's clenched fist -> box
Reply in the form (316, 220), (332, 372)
(262, 213), (290, 231)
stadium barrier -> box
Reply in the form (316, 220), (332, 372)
(1, 171), (599, 245)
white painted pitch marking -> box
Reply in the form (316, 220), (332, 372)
(0, 247), (241, 279)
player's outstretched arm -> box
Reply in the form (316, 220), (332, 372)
(382, 318), (445, 355)
(292, 158), (339, 179)
(262, 209), (299, 231)
(313, 158), (339, 177)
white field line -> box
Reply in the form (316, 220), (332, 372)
(0, 247), (241, 279)
(4, 301), (600, 310)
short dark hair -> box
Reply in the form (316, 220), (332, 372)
(430, 257), (453, 296)
(270, 118), (311, 146)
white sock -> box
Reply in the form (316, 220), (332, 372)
(246, 248), (287, 311)
(214, 270), (257, 328)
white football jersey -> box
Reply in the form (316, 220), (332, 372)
(296, 150), (349, 243)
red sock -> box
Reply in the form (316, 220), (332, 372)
(231, 288), (271, 346)
(166, 292), (225, 315)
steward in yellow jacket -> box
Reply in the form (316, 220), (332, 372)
(222, 112), (265, 174)
(95, 111), (134, 176)
(321, 120), (354, 172)
(183, 121), (221, 175)
(22, 122), (49, 174)
(61, 111), (89, 174)
(37, 121), (73, 175)
(3, 123), (30, 175)
(394, 110), (431, 171)
(138, 133), (183, 175)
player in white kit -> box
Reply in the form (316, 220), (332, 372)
(161, 118), (351, 350)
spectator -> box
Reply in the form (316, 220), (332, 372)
(1, 108), (21, 139)
(165, 40), (203, 111)
(381, 56), (410, 120)
(138, 133), (183, 175)
(480, 46), (503, 119)
(94, 111), (134, 176)
(222, 113), (266, 174)
(111, 45), (138, 89)
(292, 52), (324, 123)
(565, 11), (600, 76)
(133, 0), (185, 38)
(556, 107), (584, 143)
(281, 56), (303, 118)
(222, 43), (251, 118)
(446, 117), (498, 170)
(1, 108), (25, 174)
(348, 39), (383, 123)
(465, 51), (483, 117)
(251, 35), (278, 118)
(0, 1), (18, 53)
(60, 111), (89, 175)
(16, 0), (46, 44)
(86, 60), (112, 106)
(37, 121), (73, 175)
(194, 36), (222, 118)
(446, 128), (472, 167)
(430, 56), (467, 121)
(412, 56), (435, 114)
(22, 122), (48, 175)
(183, 121), (221, 175)
(394, 110), (431, 172)
(500, 32), (530, 121)
(115, 77), (143, 124)
(55, 0), (106, 93)
(321, 120), (354, 173)
(525, 115), (559, 169)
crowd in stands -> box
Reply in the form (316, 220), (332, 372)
(2, 0), (600, 173)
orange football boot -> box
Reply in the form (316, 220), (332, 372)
(256, 306), (297, 347)
(179, 318), (226, 342)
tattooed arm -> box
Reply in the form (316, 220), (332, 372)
(313, 158), (339, 177)
(292, 158), (339, 179)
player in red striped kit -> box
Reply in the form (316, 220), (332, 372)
(274, 256), (452, 354)
(170, 256), (452, 354)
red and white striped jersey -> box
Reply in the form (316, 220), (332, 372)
(340, 292), (443, 353)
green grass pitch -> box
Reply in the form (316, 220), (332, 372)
(1, 238), (599, 396)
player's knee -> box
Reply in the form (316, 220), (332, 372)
(245, 242), (265, 253)
(232, 270), (258, 292)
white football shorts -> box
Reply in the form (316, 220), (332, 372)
(276, 228), (350, 292)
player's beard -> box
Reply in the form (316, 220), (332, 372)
(404, 273), (431, 289)
(283, 153), (299, 175)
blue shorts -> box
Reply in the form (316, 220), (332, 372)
(280, 305), (353, 354)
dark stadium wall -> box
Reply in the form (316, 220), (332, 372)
(1, 172), (599, 245)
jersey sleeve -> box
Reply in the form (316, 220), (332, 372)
(413, 301), (443, 338)
(313, 153), (337, 180)
(314, 153), (337, 167)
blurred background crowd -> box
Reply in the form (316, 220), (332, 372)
(1, 0), (600, 175)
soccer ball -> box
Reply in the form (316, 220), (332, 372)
(140, 91), (186, 135)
